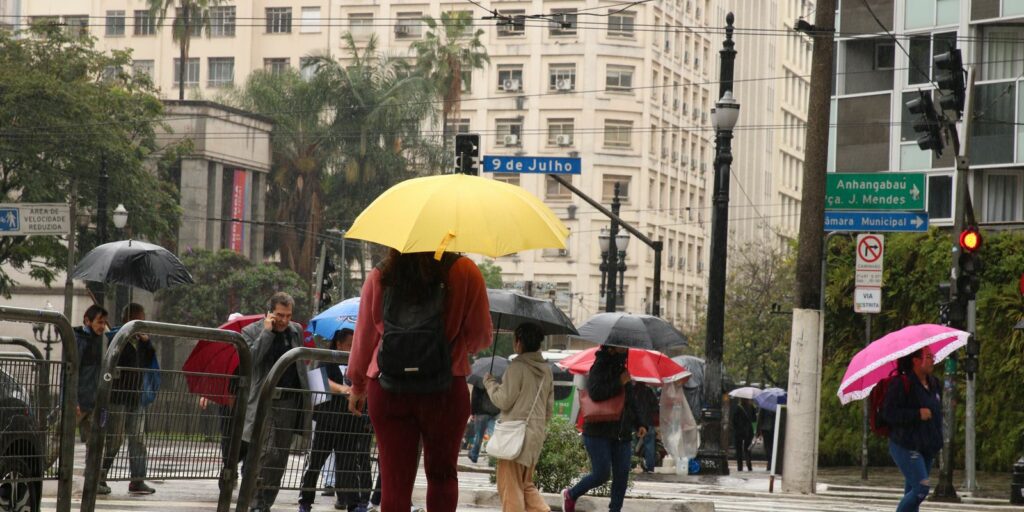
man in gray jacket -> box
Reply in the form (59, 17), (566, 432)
(240, 292), (311, 512)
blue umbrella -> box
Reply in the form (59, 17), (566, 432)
(754, 387), (787, 412)
(309, 297), (360, 340)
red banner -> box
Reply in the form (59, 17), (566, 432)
(230, 170), (247, 253)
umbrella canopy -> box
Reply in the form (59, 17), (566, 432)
(182, 314), (262, 405)
(487, 289), (577, 336)
(672, 355), (704, 390)
(467, 356), (509, 388)
(838, 324), (968, 405)
(345, 174), (569, 258)
(309, 297), (360, 340)
(728, 386), (762, 400)
(71, 240), (193, 292)
(754, 387), (787, 411)
(556, 347), (691, 385)
(576, 312), (688, 351)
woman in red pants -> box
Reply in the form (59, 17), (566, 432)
(348, 250), (492, 512)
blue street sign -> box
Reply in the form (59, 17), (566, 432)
(824, 211), (929, 232)
(482, 155), (581, 175)
(0, 208), (19, 232)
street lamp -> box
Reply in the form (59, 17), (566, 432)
(598, 228), (611, 299)
(696, 12), (739, 476)
(615, 232), (630, 301)
(601, 182), (625, 312)
(112, 204), (128, 230)
(32, 301), (58, 362)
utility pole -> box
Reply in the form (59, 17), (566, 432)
(95, 162), (109, 307)
(178, 1), (188, 101)
(63, 178), (78, 321)
(862, 314), (871, 480)
(782, 0), (836, 494)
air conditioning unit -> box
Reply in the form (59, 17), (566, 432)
(503, 134), (520, 146)
(556, 134), (572, 146)
(394, 24), (410, 35)
(558, 248), (569, 257)
(502, 78), (521, 91)
(556, 79), (573, 91)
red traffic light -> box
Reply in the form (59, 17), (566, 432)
(959, 227), (981, 252)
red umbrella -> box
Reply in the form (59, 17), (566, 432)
(557, 347), (691, 385)
(182, 314), (313, 405)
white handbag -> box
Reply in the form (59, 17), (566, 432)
(484, 377), (547, 460)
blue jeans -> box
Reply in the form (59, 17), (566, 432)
(468, 414), (495, 462)
(640, 428), (657, 471)
(888, 440), (934, 512)
(569, 435), (632, 512)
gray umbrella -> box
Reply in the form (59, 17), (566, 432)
(576, 312), (688, 351)
(487, 289), (578, 336)
(71, 240), (193, 292)
(468, 356), (509, 388)
(672, 355), (704, 423)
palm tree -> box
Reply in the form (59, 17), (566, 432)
(147, 0), (225, 100)
(411, 12), (490, 152)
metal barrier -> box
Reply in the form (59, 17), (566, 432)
(237, 348), (379, 512)
(80, 320), (252, 512)
(0, 306), (78, 512)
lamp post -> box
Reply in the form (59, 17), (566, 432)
(615, 231), (630, 301)
(695, 12), (739, 476)
(598, 228), (610, 299)
(601, 183), (624, 313)
(111, 204), (128, 315)
(32, 301), (58, 362)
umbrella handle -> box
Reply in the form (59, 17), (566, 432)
(490, 313), (502, 374)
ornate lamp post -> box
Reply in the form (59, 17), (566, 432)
(32, 301), (58, 362)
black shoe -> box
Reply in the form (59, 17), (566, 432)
(322, 488), (335, 497)
(97, 482), (112, 495)
(129, 481), (156, 495)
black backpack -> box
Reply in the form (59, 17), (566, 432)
(377, 254), (459, 394)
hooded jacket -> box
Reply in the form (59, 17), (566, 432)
(483, 351), (554, 468)
(75, 326), (103, 411)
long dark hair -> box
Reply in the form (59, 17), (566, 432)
(379, 249), (449, 304)
(896, 348), (922, 375)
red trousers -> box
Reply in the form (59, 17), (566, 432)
(368, 376), (470, 512)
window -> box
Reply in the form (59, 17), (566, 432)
(132, 60), (154, 78)
(602, 175), (631, 201)
(445, 118), (471, 136)
(604, 120), (633, 149)
(547, 118), (575, 146)
(606, 65), (634, 91)
(497, 11), (525, 36)
(395, 12), (423, 38)
(493, 173), (521, 186)
(549, 64), (576, 91)
(265, 58), (290, 75)
(175, 8), (203, 37)
(497, 65), (524, 91)
(546, 176), (571, 199)
(210, 6), (236, 37)
(496, 118), (523, 146)
(266, 7), (293, 34)
(106, 11), (125, 37)
(301, 7), (321, 34)
(874, 42), (895, 70)
(970, 83), (1015, 165)
(349, 13), (374, 39)
(607, 12), (635, 37)
(300, 57), (318, 81)
(928, 175), (952, 219)
(985, 174), (1021, 222)
(173, 58), (200, 86)
(981, 26), (1024, 81)
(549, 9), (577, 36)
(63, 15), (89, 39)
(134, 10), (156, 35)
(461, 70), (473, 93)
(208, 57), (234, 87)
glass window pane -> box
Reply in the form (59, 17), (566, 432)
(936, 0), (959, 24)
(907, 36), (931, 85)
(901, 144), (931, 170)
(970, 83), (1015, 165)
(905, 0), (934, 29)
(927, 175), (952, 219)
(1018, 85), (1024, 163)
(981, 27), (1024, 81)
(985, 175), (1019, 221)
(836, 94), (891, 171)
(1004, 0), (1024, 16)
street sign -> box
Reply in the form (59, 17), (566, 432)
(856, 271), (882, 287)
(826, 173), (926, 211)
(482, 155), (581, 175)
(854, 287), (882, 313)
(823, 211), (929, 232)
(0, 203), (70, 236)
(855, 234), (884, 272)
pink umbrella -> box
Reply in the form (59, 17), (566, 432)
(557, 347), (691, 385)
(838, 323), (969, 405)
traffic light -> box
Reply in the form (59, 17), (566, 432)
(454, 133), (480, 175)
(319, 259), (336, 311)
(906, 90), (944, 157)
(963, 334), (979, 377)
(957, 226), (982, 301)
(934, 47), (966, 120)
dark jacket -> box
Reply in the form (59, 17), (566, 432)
(471, 386), (500, 416)
(107, 331), (156, 407)
(730, 401), (756, 440)
(75, 326), (103, 411)
(882, 372), (943, 455)
(583, 349), (648, 440)
(757, 408), (776, 434)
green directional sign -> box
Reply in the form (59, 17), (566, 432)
(826, 173), (926, 211)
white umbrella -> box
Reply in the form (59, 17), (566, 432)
(728, 386), (762, 399)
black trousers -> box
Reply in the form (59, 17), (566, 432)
(734, 434), (753, 471)
(299, 411), (372, 507)
(761, 431), (775, 469)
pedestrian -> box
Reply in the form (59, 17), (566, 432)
(562, 346), (649, 512)
(483, 322), (553, 512)
(468, 383), (500, 463)
(98, 303), (157, 495)
(634, 383), (660, 473)
(241, 292), (311, 512)
(730, 397), (755, 472)
(348, 250), (492, 512)
(882, 346), (942, 512)
(757, 406), (776, 470)
(75, 305), (108, 444)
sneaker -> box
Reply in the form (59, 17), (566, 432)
(561, 488), (576, 512)
(96, 482), (111, 495)
(298, 503), (312, 512)
(128, 481), (156, 495)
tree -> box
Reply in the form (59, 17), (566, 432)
(477, 259), (504, 289)
(147, 0), (226, 100)
(0, 25), (183, 298)
(155, 249), (310, 327)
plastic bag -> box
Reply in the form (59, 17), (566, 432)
(659, 381), (699, 473)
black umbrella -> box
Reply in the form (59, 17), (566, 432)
(468, 356), (509, 388)
(576, 312), (688, 351)
(487, 289), (578, 336)
(71, 240), (194, 292)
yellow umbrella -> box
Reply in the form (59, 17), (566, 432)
(345, 173), (569, 258)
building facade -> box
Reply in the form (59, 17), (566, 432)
(831, 0), (1024, 226)
(18, 0), (719, 329)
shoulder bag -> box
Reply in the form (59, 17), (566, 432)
(485, 377), (547, 460)
(579, 387), (625, 423)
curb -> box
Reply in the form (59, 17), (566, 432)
(421, 488), (716, 512)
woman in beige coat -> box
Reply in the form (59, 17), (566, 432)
(484, 323), (554, 512)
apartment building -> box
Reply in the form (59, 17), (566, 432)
(18, 0), (718, 329)
(831, 0), (1024, 226)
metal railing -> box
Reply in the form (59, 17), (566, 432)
(80, 320), (252, 512)
(0, 306), (78, 512)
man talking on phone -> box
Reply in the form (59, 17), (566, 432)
(240, 292), (311, 512)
